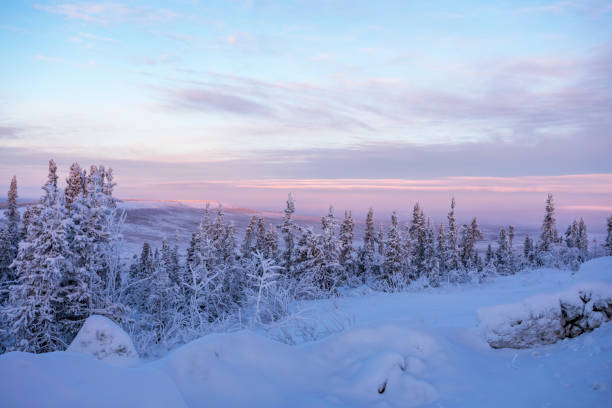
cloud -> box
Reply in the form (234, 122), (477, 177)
(160, 174), (612, 195)
(165, 88), (273, 116)
(156, 44), (612, 142)
(0, 126), (21, 139)
(34, 2), (180, 25)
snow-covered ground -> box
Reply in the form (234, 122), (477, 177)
(1, 258), (611, 407)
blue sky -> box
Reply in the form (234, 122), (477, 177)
(1, 1), (611, 223)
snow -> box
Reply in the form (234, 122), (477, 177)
(478, 282), (612, 348)
(1, 257), (612, 407)
(67, 315), (138, 367)
(0, 351), (186, 408)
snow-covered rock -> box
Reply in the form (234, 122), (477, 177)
(478, 282), (612, 348)
(67, 315), (138, 366)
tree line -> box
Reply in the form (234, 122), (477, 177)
(1, 160), (611, 354)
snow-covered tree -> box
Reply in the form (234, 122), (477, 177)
(576, 218), (588, 262)
(241, 216), (258, 259)
(64, 163), (83, 210)
(382, 211), (404, 287)
(359, 207), (377, 277)
(537, 194), (558, 264)
(279, 194), (297, 274)
(436, 223), (447, 279)
(317, 206), (342, 292)
(145, 242), (183, 346)
(459, 217), (483, 271)
(523, 235), (535, 267)
(245, 251), (287, 325)
(445, 197), (460, 272)
(0, 176), (20, 285)
(255, 217), (266, 254)
(605, 216), (612, 256)
(409, 203), (427, 278)
(423, 219), (439, 286)
(264, 223), (279, 261)
(2, 161), (73, 352)
(494, 227), (511, 275)
(339, 210), (357, 284)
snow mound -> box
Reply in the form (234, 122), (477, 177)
(67, 315), (138, 366)
(0, 351), (186, 408)
(154, 326), (439, 407)
(478, 282), (612, 348)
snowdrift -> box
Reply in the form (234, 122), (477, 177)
(67, 315), (138, 367)
(478, 282), (612, 348)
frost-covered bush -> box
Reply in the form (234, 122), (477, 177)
(478, 282), (612, 348)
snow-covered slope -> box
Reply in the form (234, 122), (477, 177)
(1, 258), (611, 407)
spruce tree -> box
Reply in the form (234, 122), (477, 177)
(576, 218), (588, 262)
(445, 197), (460, 271)
(459, 218), (483, 271)
(495, 227), (510, 275)
(523, 235), (535, 266)
(64, 163), (83, 210)
(339, 210), (357, 283)
(436, 223), (447, 281)
(0, 176), (20, 284)
(279, 194), (296, 274)
(537, 194), (558, 260)
(241, 216), (258, 259)
(382, 211), (403, 287)
(409, 203), (427, 278)
(2, 160), (73, 352)
(255, 217), (266, 254)
(360, 207), (376, 276)
(605, 216), (612, 256)
(264, 223), (279, 261)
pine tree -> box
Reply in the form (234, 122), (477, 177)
(0, 176), (20, 284)
(317, 206), (341, 292)
(576, 218), (588, 262)
(495, 227), (510, 275)
(146, 241), (182, 345)
(2, 161), (73, 352)
(485, 243), (494, 265)
(126, 242), (154, 312)
(241, 216), (258, 259)
(255, 217), (266, 254)
(423, 219), (438, 285)
(339, 210), (357, 283)
(64, 163), (83, 210)
(436, 223), (447, 281)
(360, 207), (377, 277)
(263, 223), (279, 261)
(279, 194), (296, 274)
(409, 203), (427, 278)
(523, 235), (535, 266)
(382, 211), (403, 287)
(377, 224), (385, 256)
(537, 194), (558, 259)
(445, 197), (460, 271)
(459, 217), (483, 271)
(605, 216), (612, 256)
(565, 220), (578, 248)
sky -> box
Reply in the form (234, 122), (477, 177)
(0, 1), (611, 227)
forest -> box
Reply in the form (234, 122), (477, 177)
(1, 160), (612, 355)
